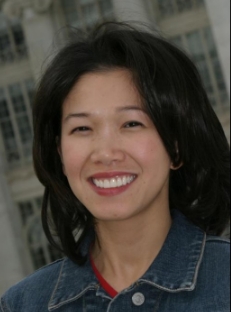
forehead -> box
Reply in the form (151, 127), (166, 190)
(62, 69), (143, 114)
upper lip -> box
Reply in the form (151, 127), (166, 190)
(90, 172), (137, 179)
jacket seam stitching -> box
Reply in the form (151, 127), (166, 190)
(49, 286), (98, 310)
(138, 232), (207, 293)
(206, 237), (230, 244)
(48, 259), (65, 308)
(192, 231), (206, 289)
(153, 291), (164, 312)
(0, 297), (11, 312)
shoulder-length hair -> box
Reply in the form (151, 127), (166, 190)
(33, 22), (230, 265)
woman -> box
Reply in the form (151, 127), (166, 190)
(1, 22), (230, 311)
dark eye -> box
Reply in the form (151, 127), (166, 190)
(72, 126), (90, 133)
(124, 121), (143, 128)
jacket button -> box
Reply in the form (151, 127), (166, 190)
(132, 292), (145, 306)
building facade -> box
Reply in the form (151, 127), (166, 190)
(0, 0), (229, 295)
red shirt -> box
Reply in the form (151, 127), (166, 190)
(90, 254), (118, 298)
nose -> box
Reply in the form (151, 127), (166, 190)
(90, 134), (125, 166)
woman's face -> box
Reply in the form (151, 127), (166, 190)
(59, 69), (173, 222)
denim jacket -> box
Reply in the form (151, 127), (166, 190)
(1, 210), (230, 312)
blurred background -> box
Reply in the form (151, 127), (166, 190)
(0, 0), (230, 295)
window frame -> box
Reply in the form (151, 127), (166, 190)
(156, 0), (205, 18)
(0, 78), (34, 166)
(170, 27), (228, 110)
(0, 11), (27, 65)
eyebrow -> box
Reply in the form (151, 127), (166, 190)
(63, 105), (145, 122)
(116, 106), (145, 113)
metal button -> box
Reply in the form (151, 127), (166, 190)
(132, 292), (145, 306)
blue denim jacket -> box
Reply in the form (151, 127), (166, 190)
(1, 210), (230, 311)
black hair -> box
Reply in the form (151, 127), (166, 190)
(33, 22), (230, 265)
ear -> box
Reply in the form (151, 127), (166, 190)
(170, 142), (183, 170)
(170, 161), (183, 170)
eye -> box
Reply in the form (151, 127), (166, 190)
(71, 126), (91, 133)
(124, 121), (143, 128)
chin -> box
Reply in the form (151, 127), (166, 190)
(93, 210), (137, 223)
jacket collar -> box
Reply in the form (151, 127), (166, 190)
(48, 210), (206, 310)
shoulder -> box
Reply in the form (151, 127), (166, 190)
(203, 235), (230, 284)
(0, 258), (64, 312)
(203, 235), (230, 276)
(204, 235), (230, 264)
(195, 235), (230, 310)
(205, 235), (230, 245)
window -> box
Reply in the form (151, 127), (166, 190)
(0, 88), (20, 162)
(203, 27), (228, 104)
(0, 79), (35, 165)
(0, 12), (27, 64)
(18, 197), (63, 270)
(171, 27), (228, 108)
(9, 83), (32, 157)
(156, 0), (204, 17)
(60, 0), (114, 30)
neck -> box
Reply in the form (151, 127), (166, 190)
(91, 206), (172, 292)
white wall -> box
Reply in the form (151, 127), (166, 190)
(22, 8), (56, 81)
(205, 0), (230, 96)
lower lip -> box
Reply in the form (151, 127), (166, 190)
(89, 179), (136, 196)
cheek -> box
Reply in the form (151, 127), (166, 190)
(132, 136), (167, 160)
(61, 142), (86, 176)
(131, 136), (171, 173)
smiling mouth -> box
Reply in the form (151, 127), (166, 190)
(92, 175), (136, 189)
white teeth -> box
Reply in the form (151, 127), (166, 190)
(105, 180), (110, 188)
(122, 176), (127, 185)
(92, 175), (136, 189)
(117, 178), (122, 187)
(110, 178), (117, 187)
